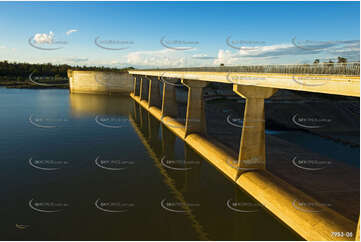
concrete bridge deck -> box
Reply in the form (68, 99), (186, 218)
(137, 63), (360, 75)
(129, 63), (360, 97)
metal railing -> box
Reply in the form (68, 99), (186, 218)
(139, 63), (360, 76)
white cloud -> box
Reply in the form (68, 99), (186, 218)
(66, 29), (78, 36)
(231, 40), (360, 60)
(213, 49), (237, 65)
(125, 49), (189, 68)
(14, 38), (360, 68)
(111, 60), (127, 65)
(124, 45), (325, 68)
(192, 54), (216, 60)
(325, 41), (360, 62)
(66, 57), (88, 63)
(211, 40), (360, 66)
(235, 43), (319, 58)
(33, 31), (54, 44)
(0, 45), (6, 49)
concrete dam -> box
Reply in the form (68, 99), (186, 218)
(67, 70), (133, 95)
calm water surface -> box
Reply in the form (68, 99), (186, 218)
(0, 88), (303, 240)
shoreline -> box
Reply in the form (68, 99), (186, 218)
(0, 81), (69, 89)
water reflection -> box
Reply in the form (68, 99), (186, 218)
(0, 90), (301, 240)
(129, 100), (301, 241)
(129, 105), (208, 240)
(69, 93), (130, 117)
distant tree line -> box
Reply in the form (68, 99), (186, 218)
(0, 61), (135, 82)
(313, 56), (348, 64)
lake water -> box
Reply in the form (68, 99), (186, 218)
(0, 88), (304, 240)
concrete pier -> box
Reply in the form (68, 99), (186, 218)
(161, 79), (178, 119)
(133, 76), (140, 96)
(233, 85), (278, 176)
(148, 76), (161, 108)
(182, 79), (208, 137)
(139, 76), (149, 101)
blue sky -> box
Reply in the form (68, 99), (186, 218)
(0, 1), (359, 68)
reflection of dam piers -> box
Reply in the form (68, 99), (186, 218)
(129, 103), (302, 240)
(129, 65), (360, 241)
(128, 108), (209, 240)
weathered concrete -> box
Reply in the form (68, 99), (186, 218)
(233, 85), (278, 177)
(161, 79), (178, 118)
(67, 70), (132, 95)
(182, 79), (208, 137)
(139, 76), (149, 101)
(356, 218), (360, 241)
(135, 63), (360, 76)
(133, 76), (140, 96)
(129, 69), (360, 97)
(148, 76), (162, 108)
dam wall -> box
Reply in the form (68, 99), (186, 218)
(67, 70), (133, 95)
